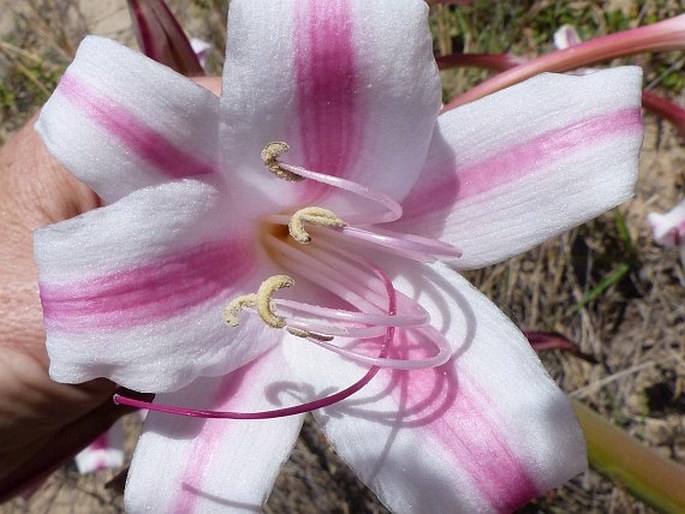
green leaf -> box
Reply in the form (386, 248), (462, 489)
(576, 261), (630, 309)
(574, 401), (685, 514)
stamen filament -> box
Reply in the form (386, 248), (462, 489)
(280, 162), (402, 222)
(309, 225), (430, 263)
(114, 259), (398, 419)
(261, 153), (403, 225)
(302, 326), (453, 370)
(266, 233), (383, 312)
(267, 232), (431, 325)
(337, 225), (463, 261)
(304, 239), (399, 306)
(286, 319), (386, 339)
(266, 233), (453, 369)
(275, 298), (428, 327)
(275, 242), (453, 369)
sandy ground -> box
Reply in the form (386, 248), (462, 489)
(0, 0), (131, 41)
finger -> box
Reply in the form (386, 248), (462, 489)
(0, 390), (153, 503)
(191, 75), (221, 96)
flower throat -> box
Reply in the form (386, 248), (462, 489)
(114, 142), (461, 419)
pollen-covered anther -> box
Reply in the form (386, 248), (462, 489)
(223, 294), (257, 326)
(287, 327), (335, 342)
(224, 275), (296, 329)
(289, 207), (347, 244)
(261, 141), (303, 182)
(255, 274), (295, 328)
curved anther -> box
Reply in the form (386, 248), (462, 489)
(224, 294), (257, 326)
(287, 327), (334, 342)
(289, 207), (347, 244)
(261, 141), (303, 182)
(224, 275), (296, 329)
(256, 275), (295, 328)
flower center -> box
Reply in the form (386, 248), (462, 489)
(115, 142), (461, 419)
(114, 258), (397, 420)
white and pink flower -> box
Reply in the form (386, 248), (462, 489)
(648, 199), (685, 267)
(74, 419), (125, 474)
(34, 0), (643, 512)
(649, 199), (685, 248)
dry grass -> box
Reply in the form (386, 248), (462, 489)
(1, 0), (684, 512)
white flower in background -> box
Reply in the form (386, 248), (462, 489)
(648, 199), (685, 266)
(74, 419), (125, 474)
(190, 37), (211, 70)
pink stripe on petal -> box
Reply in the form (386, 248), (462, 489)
(402, 364), (538, 511)
(402, 108), (642, 219)
(294, 0), (362, 198)
(57, 73), (217, 178)
(171, 359), (263, 514)
(40, 241), (255, 331)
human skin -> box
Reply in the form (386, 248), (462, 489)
(0, 76), (220, 500)
(0, 111), (121, 499)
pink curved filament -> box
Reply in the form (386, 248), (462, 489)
(114, 260), (397, 419)
(275, 160), (403, 223)
(304, 326), (453, 370)
(336, 225), (462, 261)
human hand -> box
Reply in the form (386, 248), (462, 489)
(0, 77), (221, 501)
(0, 114), (129, 500)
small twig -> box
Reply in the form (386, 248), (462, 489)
(13, 60), (51, 97)
(0, 41), (43, 62)
(571, 361), (657, 399)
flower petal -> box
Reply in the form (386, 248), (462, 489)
(34, 179), (272, 392)
(36, 36), (219, 204)
(125, 347), (304, 513)
(220, 0), (440, 216)
(74, 419), (125, 474)
(396, 67), (643, 268)
(282, 263), (586, 513)
(648, 198), (685, 248)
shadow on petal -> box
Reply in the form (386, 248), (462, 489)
(180, 484), (261, 512)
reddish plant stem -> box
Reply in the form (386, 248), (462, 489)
(442, 15), (685, 109)
(127, 0), (204, 76)
(438, 51), (685, 138)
